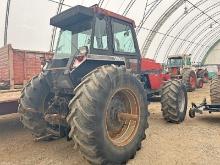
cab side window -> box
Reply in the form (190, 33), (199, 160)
(112, 20), (136, 54)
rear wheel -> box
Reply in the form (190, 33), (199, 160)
(196, 78), (203, 88)
(161, 80), (187, 123)
(210, 77), (220, 103)
(67, 65), (148, 165)
(182, 70), (197, 92)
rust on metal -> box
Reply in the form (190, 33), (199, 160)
(106, 89), (140, 147)
(0, 99), (18, 115)
(118, 112), (138, 121)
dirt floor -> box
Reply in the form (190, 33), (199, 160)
(1, 83), (220, 165)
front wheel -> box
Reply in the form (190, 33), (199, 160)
(161, 80), (188, 123)
(67, 65), (149, 165)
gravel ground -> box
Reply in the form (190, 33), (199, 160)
(1, 83), (220, 165)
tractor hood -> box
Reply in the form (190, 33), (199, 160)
(50, 5), (94, 29)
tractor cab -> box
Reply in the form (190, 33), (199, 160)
(49, 5), (140, 70)
(46, 5), (141, 90)
(167, 54), (191, 68)
(167, 54), (192, 76)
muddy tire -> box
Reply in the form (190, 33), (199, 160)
(161, 80), (187, 123)
(210, 77), (220, 103)
(196, 78), (203, 88)
(18, 74), (51, 138)
(67, 65), (148, 165)
(182, 70), (197, 92)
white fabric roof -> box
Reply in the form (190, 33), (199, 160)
(1, 0), (220, 64)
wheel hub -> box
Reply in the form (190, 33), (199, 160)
(105, 89), (140, 147)
(106, 95), (126, 134)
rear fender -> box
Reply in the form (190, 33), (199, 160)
(43, 54), (125, 91)
(69, 55), (125, 89)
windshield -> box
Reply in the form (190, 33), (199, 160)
(55, 20), (92, 60)
(167, 58), (182, 67)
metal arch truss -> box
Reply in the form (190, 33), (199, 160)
(154, 0), (206, 60)
(175, 11), (220, 56)
(196, 35), (220, 63)
(49, 0), (64, 52)
(162, 1), (220, 62)
(201, 39), (220, 64)
(136, 0), (162, 34)
(189, 25), (220, 61)
(184, 20), (220, 59)
(196, 33), (220, 63)
(141, 0), (185, 56)
(98, 0), (105, 7)
(192, 28), (220, 62)
(122, 0), (136, 16)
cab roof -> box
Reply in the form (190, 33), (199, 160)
(50, 5), (136, 29)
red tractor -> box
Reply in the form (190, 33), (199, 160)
(140, 58), (170, 100)
(18, 5), (187, 164)
(195, 67), (209, 83)
(167, 54), (204, 91)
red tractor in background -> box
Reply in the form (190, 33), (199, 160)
(167, 54), (207, 91)
(195, 64), (209, 83)
(140, 58), (170, 100)
(18, 5), (187, 164)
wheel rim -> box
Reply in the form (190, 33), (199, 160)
(177, 89), (185, 113)
(105, 89), (140, 147)
(190, 76), (196, 88)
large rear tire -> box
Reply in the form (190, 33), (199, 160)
(161, 80), (187, 123)
(182, 70), (197, 92)
(210, 77), (220, 103)
(18, 74), (54, 138)
(67, 65), (148, 165)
